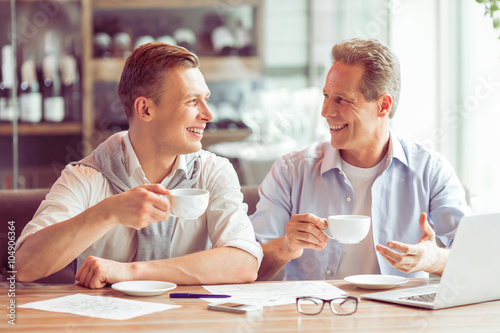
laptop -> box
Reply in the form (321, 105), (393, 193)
(362, 213), (500, 310)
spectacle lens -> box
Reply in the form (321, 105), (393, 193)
(330, 297), (358, 315)
(296, 296), (358, 316)
(297, 297), (324, 315)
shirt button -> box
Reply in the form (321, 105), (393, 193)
(326, 269), (332, 276)
(339, 170), (343, 176)
(346, 197), (352, 202)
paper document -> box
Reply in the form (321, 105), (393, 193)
(203, 281), (347, 306)
(19, 294), (180, 320)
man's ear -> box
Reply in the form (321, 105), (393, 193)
(134, 96), (153, 122)
(378, 93), (392, 118)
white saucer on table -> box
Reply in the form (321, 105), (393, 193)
(112, 281), (177, 296)
(344, 274), (409, 290)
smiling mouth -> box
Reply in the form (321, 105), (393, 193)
(330, 124), (348, 131)
(187, 128), (204, 134)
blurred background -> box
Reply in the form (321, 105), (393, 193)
(0, 0), (499, 215)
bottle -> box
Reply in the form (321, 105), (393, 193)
(110, 19), (133, 58)
(60, 36), (82, 121)
(211, 24), (238, 56)
(19, 45), (42, 123)
(0, 67), (8, 121)
(173, 27), (197, 52)
(233, 20), (256, 56)
(93, 32), (112, 58)
(42, 30), (65, 122)
(111, 32), (132, 58)
(155, 17), (176, 46)
(135, 35), (156, 49)
(93, 17), (112, 58)
(0, 45), (15, 122)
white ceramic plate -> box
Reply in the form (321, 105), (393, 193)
(344, 274), (409, 290)
(112, 281), (177, 296)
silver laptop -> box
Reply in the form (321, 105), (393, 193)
(362, 213), (500, 310)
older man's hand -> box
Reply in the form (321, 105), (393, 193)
(376, 213), (449, 275)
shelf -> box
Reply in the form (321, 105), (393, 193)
(92, 0), (262, 10)
(92, 56), (263, 82)
(0, 122), (83, 136)
(81, 0), (264, 154)
(92, 58), (126, 82)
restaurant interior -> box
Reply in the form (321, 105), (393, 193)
(1, 0), (499, 216)
(2, 1), (500, 332)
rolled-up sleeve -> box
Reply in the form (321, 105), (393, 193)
(428, 154), (472, 247)
(202, 154), (264, 267)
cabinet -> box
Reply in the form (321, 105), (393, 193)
(0, 0), (83, 137)
(0, 0), (263, 188)
(0, 0), (84, 189)
(80, 0), (264, 155)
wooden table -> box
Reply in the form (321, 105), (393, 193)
(2, 279), (499, 332)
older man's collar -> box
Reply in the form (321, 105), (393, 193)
(320, 130), (407, 175)
(321, 143), (343, 175)
(388, 129), (408, 167)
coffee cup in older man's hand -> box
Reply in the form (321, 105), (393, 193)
(323, 215), (371, 244)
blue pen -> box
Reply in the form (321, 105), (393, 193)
(169, 293), (231, 299)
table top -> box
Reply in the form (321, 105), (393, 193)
(2, 278), (499, 332)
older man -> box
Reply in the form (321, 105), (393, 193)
(252, 38), (471, 281)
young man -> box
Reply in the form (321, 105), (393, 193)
(16, 43), (262, 288)
(251, 38), (471, 281)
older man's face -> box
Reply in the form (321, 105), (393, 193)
(321, 61), (387, 165)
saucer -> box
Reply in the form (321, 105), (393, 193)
(112, 281), (177, 296)
(344, 274), (409, 290)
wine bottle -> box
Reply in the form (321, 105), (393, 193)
(60, 36), (81, 121)
(155, 17), (176, 46)
(19, 45), (42, 123)
(173, 27), (197, 52)
(211, 25), (238, 56)
(42, 30), (65, 122)
(0, 45), (15, 122)
(233, 20), (256, 56)
(110, 19), (133, 58)
(93, 32), (112, 58)
(112, 32), (132, 58)
(0, 65), (8, 121)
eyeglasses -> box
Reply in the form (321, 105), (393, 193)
(296, 296), (360, 316)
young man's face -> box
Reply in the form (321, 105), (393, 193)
(321, 61), (384, 158)
(149, 66), (213, 157)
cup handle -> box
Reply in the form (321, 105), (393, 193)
(322, 229), (335, 239)
(322, 219), (335, 239)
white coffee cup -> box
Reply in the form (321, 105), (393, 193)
(323, 215), (371, 244)
(166, 188), (209, 220)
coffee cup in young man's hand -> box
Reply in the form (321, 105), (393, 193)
(166, 188), (209, 220)
(322, 215), (371, 244)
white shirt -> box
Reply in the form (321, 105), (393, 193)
(16, 132), (263, 272)
(334, 158), (385, 279)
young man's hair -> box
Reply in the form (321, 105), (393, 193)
(118, 42), (199, 119)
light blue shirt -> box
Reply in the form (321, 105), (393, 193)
(251, 132), (471, 280)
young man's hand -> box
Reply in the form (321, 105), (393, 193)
(75, 256), (134, 289)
